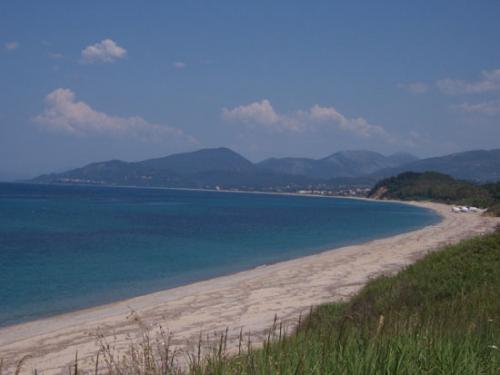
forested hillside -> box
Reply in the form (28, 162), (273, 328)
(369, 171), (500, 215)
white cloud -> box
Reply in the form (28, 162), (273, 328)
(309, 105), (387, 137)
(81, 39), (127, 64)
(222, 100), (387, 138)
(436, 68), (500, 95)
(453, 99), (500, 116)
(173, 61), (187, 69)
(222, 100), (280, 126)
(35, 88), (197, 144)
(5, 41), (19, 51)
(398, 82), (428, 94)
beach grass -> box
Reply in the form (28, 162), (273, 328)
(8, 229), (500, 374)
(189, 230), (500, 374)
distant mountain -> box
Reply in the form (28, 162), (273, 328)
(321, 150), (418, 177)
(258, 150), (418, 179)
(136, 147), (255, 175)
(31, 148), (317, 189)
(374, 149), (500, 182)
(30, 147), (500, 190)
(257, 158), (331, 179)
(385, 152), (420, 166)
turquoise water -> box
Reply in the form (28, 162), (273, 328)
(0, 183), (440, 327)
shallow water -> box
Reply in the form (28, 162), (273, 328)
(0, 183), (440, 327)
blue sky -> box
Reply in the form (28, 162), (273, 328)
(1, 1), (500, 179)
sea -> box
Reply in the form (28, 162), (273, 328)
(0, 183), (441, 327)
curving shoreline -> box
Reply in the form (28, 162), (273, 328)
(0, 201), (498, 374)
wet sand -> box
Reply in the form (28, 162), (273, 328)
(0, 201), (498, 374)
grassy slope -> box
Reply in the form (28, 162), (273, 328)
(194, 231), (500, 374)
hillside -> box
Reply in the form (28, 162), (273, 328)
(369, 171), (500, 215)
(375, 149), (500, 182)
(190, 231), (500, 374)
(136, 147), (255, 175)
(202, 230), (499, 374)
(321, 150), (418, 177)
(257, 150), (418, 179)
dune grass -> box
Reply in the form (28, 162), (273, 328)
(190, 230), (500, 374)
(6, 230), (500, 374)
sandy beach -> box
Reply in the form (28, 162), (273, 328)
(0, 201), (498, 374)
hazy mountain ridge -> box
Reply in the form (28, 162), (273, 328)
(30, 147), (500, 189)
(258, 150), (419, 179)
(136, 147), (255, 175)
(372, 149), (500, 183)
(32, 148), (320, 189)
(256, 158), (332, 179)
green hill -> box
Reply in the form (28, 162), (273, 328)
(369, 171), (500, 215)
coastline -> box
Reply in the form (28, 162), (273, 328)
(0, 185), (435, 330)
(0, 201), (498, 374)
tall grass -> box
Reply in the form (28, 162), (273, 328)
(192, 230), (500, 374)
(7, 230), (500, 374)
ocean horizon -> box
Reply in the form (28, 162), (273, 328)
(0, 183), (440, 327)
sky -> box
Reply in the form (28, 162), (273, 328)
(1, 1), (500, 180)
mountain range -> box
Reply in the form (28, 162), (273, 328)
(257, 150), (419, 179)
(372, 149), (500, 182)
(30, 147), (500, 190)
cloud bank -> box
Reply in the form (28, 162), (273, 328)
(81, 39), (127, 64)
(35, 88), (197, 144)
(399, 68), (500, 97)
(437, 68), (500, 95)
(222, 100), (387, 138)
(453, 99), (500, 116)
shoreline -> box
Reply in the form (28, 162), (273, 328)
(0, 190), (433, 330)
(0, 195), (435, 331)
(8, 180), (372, 202)
(0, 196), (438, 331)
(1, 201), (498, 374)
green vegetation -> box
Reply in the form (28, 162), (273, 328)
(191, 231), (500, 374)
(12, 230), (499, 374)
(370, 171), (500, 216)
(484, 182), (500, 216)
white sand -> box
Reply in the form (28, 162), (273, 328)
(0, 201), (498, 374)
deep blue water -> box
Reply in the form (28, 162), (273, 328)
(0, 183), (440, 327)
